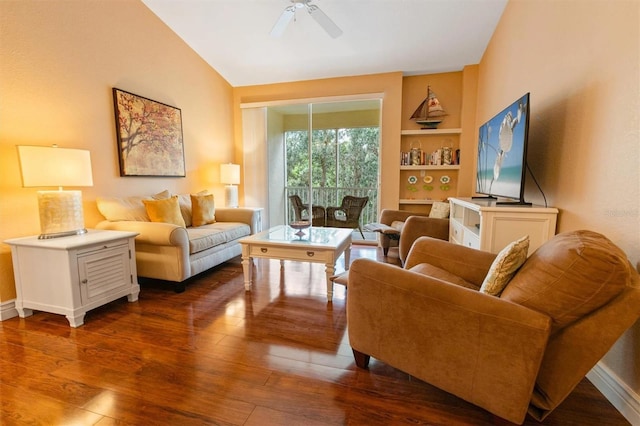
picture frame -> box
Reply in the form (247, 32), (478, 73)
(112, 88), (185, 177)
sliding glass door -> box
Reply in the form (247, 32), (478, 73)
(242, 96), (381, 230)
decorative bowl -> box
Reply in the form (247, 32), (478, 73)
(290, 221), (311, 237)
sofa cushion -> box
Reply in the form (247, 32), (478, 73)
(501, 230), (631, 330)
(191, 193), (216, 226)
(177, 194), (193, 227)
(410, 263), (479, 291)
(480, 235), (529, 296)
(187, 222), (251, 254)
(152, 190), (170, 200)
(97, 195), (151, 221)
(187, 227), (227, 253)
(142, 196), (186, 228)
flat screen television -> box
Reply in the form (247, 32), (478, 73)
(476, 92), (531, 205)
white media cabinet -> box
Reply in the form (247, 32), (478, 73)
(448, 197), (558, 255)
(5, 229), (140, 327)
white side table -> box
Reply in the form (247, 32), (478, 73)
(5, 229), (140, 327)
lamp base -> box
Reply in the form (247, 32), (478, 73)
(39, 228), (88, 240)
(225, 185), (238, 208)
(37, 190), (87, 239)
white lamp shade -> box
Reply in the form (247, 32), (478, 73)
(18, 145), (93, 188)
(220, 163), (240, 185)
(17, 145), (93, 239)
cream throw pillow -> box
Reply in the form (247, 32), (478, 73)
(152, 190), (170, 200)
(191, 193), (216, 227)
(480, 235), (530, 296)
(96, 196), (151, 221)
(142, 196), (186, 227)
(429, 201), (450, 219)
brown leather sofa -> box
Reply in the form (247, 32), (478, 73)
(347, 230), (640, 424)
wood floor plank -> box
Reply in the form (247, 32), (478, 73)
(0, 245), (630, 425)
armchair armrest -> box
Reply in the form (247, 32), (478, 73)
(96, 220), (188, 246)
(405, 236), (496, 286)
(347, 258), (551, 424)
(325, 206), (343, 217)
(379, 209), (429, 226)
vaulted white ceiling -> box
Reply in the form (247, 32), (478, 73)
(142, 0), (507, 87)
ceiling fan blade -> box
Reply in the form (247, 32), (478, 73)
(270, 6), (295, 37)
(307, 4), (343, 38)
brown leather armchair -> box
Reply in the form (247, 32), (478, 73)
(347, 230), (640, 424)
(377, 209), (449, 262)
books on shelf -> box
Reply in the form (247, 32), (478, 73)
(400, 148), (459, 166)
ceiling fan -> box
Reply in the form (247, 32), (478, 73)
(270, 0), (343, 39)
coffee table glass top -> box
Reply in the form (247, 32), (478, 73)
(243, 225), (352, 247)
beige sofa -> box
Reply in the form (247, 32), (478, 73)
(95, 192), (260, 291)
(347, 230), (640, 424)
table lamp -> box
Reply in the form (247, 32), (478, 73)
(17, 145), (94, 239)
(220, 163), (240, 208)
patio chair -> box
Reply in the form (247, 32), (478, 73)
(326, 195), (369, 238)
(289, 195), (326, 227)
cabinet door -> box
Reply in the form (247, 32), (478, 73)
(78, 244), (131, 304)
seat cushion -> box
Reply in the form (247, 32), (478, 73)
(501, 230), (631, 330)
(187, 222), (251, 254)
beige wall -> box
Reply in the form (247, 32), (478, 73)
(477, 0), (640, 393)
(0, 1), (235, 301)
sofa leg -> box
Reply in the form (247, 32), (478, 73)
(352, 348), (370, 369)
(174, 283), (186, 293)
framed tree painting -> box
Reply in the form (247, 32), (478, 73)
(112, 88), (186, 177)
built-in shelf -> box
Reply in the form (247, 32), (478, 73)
(401, 128), (462, 136)
(399, 199), (441, 205)
(400, 165), (460, 171)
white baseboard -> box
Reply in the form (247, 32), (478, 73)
(0, 298), (18, 321)
(588, 362), (640, 425)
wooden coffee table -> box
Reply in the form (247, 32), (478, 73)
(239, 225), (352, 301)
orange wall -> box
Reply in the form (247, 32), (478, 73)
(0, 1), (235, 301)
(477, 0), (640, 394)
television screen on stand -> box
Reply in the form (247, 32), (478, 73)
(475, 92), (531, 206)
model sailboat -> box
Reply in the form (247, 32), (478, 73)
(410, 86), (447, 129)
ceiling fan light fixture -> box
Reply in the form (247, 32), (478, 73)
(270, 0), (342, 38)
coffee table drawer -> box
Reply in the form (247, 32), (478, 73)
(250, 245), (325, 262)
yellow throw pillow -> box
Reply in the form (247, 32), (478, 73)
(191, 193), (215, 227)
(480, 235), (530, 296)
(142, 196), (186, 227)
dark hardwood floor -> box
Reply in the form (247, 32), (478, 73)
(0, 245), (630, 425)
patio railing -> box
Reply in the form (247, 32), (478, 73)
(285, 186), (379, 226)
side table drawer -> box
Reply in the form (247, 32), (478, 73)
(450, 221), (463, 244)
(250, 245), (323, 262)
(462, 231), (480, 250)
(78, 238), (129, 255)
